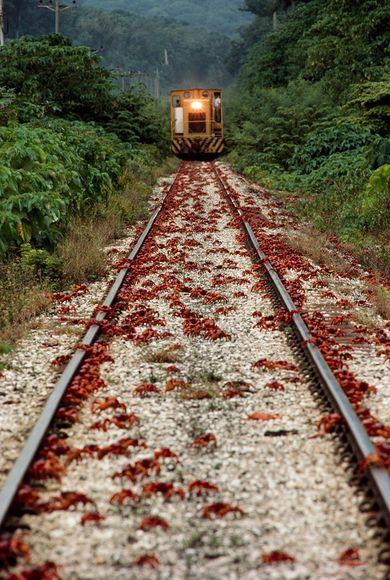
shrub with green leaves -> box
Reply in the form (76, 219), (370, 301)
(0, 122), (131, 255)
(0, 34), (112, 122)
(358, 164), (390, 232)
(290, 124), (373, 173)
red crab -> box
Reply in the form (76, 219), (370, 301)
(138, 516), (169, 531)
(97, 438), (145, 460)
(166, 365), (180, 373)
(133, 458), (161, 479)
(133, 383), (161, 397)
(6, 561), (61, 579)
(317, 414), (343, 434)
(14, 485), (43, 512)
(110, 489), (141, 505)
(142, 482), (185, 501)
(261, 550), (295, 564)
(89, 413), (139, 431)
(91, 397), (127, 414)
(0, 533), (31, 569)
(252, 359), (298, 372)
(130, 554), (160, 569)
(65, 444), (99, 465)
(28, 452), (66, 482)
(165, 378), (190, 392)
(112, 465), (138, 484)
(339, 548), (363, 566)
(264, 381), (284, 391)
(191, 433), (217, 448)
(50, 354), (72, 367)
(188, 480), (220, 497)
(247, 412), (282, 421)
(154, 448), (180, 463)
(55, 406), (79, 424)
(80, 512), (105, 526)
(201, 502), (244, 519)
(43, 492), (96, 512)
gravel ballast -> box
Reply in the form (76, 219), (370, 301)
(1, 162), (389, 579)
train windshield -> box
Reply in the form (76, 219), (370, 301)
(188, 112), (206, 134)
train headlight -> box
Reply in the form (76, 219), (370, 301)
(191, 101), (202, 110)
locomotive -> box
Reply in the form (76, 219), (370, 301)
(170, 88), (224, 157)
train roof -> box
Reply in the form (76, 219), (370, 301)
(170, 88), (223, 93)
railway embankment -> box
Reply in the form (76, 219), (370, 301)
(0, 161), (389, 579)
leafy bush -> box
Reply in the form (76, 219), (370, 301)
(348, 73), (390, 134)
(368, 136), (390, 170)
(105, 89), (169, 150)
(0, 122), (130, 255)
(225, 79), (334, 169)
(358, 164), (390, 232)
(0, 35), (112, 122)
(0, 36), (169, 149)
(294, 151), (370, 198)
(290, 124), (373, 173)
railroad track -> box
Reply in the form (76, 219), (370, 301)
(0, 160), (389, 578)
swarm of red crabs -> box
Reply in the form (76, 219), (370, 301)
(3, 160), (388, 576)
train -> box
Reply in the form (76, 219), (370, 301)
(170, 88), (224, 157)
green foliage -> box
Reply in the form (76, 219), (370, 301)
(225, 79), (334, 169)
(0, 122), (130, 255)
(0, 36), (169, 149)
(20, 243), (62, 282)
(294, 151), (370, 198)
(303, 1), (390, 98)
(358, 164), (390, 232)
(70, 8), (232, 91)
(290, 124), (373, 173)
(5, 5), (233, 93)
(227, 0), (390, 261)
(106, 89), (169, 149)
(238, 1), (324, 89)
(368, 136), (390, 169)
(348, 74), (390, 134)
(234, 0), (390, 100)
(78, 0), (252, 37)
(0, 35), (113, 121)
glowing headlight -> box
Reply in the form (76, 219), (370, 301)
(191, 101), (202, 110)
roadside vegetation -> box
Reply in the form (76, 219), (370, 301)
(225, 0), (390, 276)
(0, 34), (176, 351)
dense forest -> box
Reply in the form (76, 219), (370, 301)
(226, 0), (390, 271)
(4, 0), (240, 91)
(78, 0), (252, 37)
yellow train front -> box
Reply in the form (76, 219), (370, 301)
(170, 88), (224, 157)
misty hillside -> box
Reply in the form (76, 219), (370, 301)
(78, 0), (253, 36)
(6, 0), (234, 91)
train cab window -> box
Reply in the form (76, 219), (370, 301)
(172, 96), (181, 107)
(188, 112), (206, 134)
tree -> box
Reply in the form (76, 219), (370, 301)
(0, 34), (113, 121)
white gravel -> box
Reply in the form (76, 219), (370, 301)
(1, 163), (388, 579)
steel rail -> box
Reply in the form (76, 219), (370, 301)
(0, 173), (179, 528)
(212, 162), (390, 529)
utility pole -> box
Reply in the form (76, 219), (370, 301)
(0, 0), (5, 47)
(38, 0), (76, 34)
(154, 68), (160, 100)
